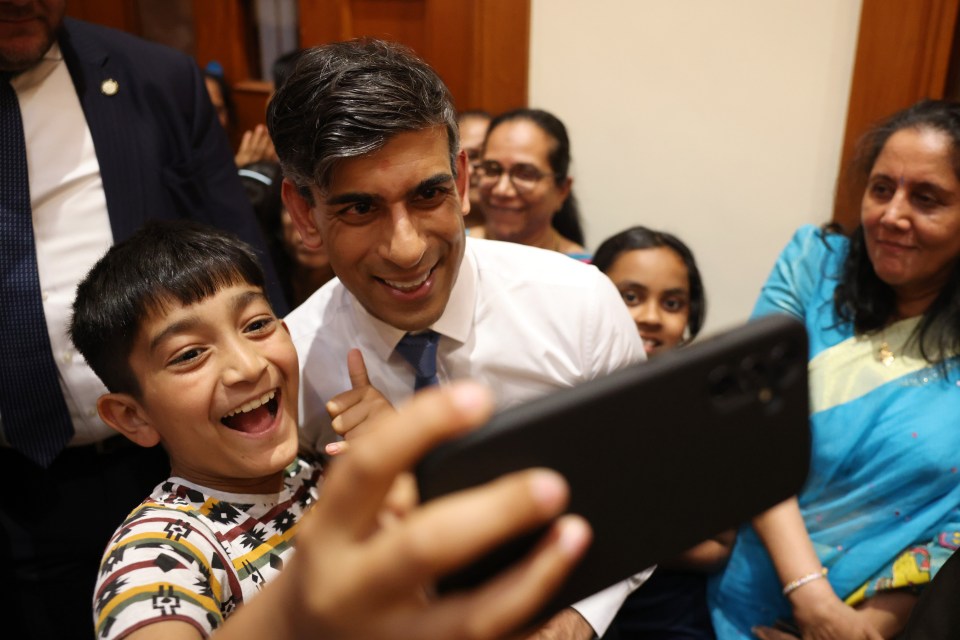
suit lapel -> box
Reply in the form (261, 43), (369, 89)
(58, 19), (145, 241)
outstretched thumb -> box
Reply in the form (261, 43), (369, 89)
(347, 348), (370, 389)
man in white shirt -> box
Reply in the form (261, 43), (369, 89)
(273, 40), (647, 639)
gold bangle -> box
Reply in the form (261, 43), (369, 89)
(782, 567), (828, 596)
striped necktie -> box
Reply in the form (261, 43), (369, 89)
(395, 331), (441, 391)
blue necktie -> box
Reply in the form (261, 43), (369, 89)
(0, 77), (75, 467)
(395, 331), (441, 391)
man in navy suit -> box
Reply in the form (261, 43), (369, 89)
(0, 2), (285, 637)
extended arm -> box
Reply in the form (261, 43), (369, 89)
(126, 382), (591, 640)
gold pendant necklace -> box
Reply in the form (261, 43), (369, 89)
(878, 314), (906, 367)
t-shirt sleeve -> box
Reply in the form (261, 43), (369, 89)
(93, 504), (230, 639)
(752, 225), (836, 321)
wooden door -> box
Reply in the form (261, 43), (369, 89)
(299, 0), (529, 115)
(68, 0), (530, 153)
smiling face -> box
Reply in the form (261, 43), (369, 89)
(0, 0), (64, 73)
(861, 127), (960, 316)
(114, 284), (300, 494)
(604, 247), (691, 356)
(479, 119), (571, 246)
(283, 126), (469, 332)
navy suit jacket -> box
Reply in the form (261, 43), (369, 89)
(57, 18), (288, 314)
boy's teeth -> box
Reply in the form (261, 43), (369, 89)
(225, 390), (276, 417)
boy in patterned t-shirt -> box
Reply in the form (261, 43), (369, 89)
(70, 221), (318, 639)
(71, 221), (592, 640)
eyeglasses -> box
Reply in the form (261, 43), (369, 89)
(476, 160), (555, 193)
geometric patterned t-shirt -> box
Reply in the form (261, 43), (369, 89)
(93, 458), (322, 639)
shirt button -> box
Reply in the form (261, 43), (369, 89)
(62, 351), (73, 364)
(87, 407), (97, 418)
(42, 291), (50, 301)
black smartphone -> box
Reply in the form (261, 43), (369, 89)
(415, 314), (811, 620)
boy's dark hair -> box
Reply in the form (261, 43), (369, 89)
(593, 225), (707, 340)
(69, 221), (266, 397)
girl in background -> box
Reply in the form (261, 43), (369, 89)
(595, 226), (729, 639)
(593, 226), (705, 357)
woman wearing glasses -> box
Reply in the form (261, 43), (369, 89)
(474, 108), (590, 261)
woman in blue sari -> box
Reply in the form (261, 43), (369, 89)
(708, 100), (960, 639)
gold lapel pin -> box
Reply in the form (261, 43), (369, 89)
(100, 78), (119, 96)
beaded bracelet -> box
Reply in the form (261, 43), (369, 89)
(782, 567), (828, 596)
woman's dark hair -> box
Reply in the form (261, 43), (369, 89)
(834, 98), (960, 363)
(593, 226), (706, 340)
(484, 108), (585, 246)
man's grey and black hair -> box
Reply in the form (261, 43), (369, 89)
(266, 39), (460, 200)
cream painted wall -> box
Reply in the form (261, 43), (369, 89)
(529, 1), (863, 334)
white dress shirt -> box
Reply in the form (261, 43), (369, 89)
(287, 237), (650, 635)
(1, 43), (115, 446)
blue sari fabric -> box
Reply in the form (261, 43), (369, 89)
(708, 226), (960, 639)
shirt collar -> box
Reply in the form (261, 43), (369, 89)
(432, 238), (477, 343)
(347, 238), (479, 359)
